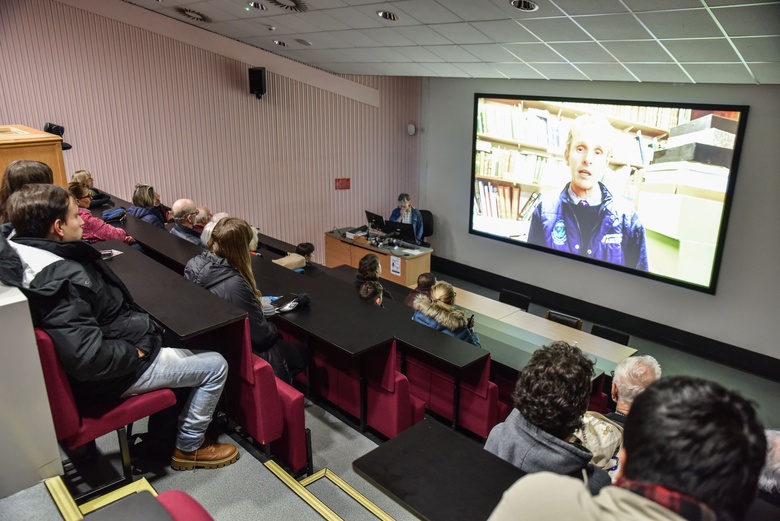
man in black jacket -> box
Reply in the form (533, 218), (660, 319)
(0, 184), (238, 470)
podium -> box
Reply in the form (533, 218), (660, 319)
(0, 125), (67, 187)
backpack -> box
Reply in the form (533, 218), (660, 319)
(571, 411), (624, 476)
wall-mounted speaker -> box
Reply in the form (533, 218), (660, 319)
(249, 67), (266, 99)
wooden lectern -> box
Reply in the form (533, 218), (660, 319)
(0, 125), (67, 187)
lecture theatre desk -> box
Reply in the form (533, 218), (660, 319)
(324, 229), (432, 286)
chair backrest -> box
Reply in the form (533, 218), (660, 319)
(34, 329), (81, 442)
(546, 310), (583, 330)
(419, 209), (434, 238)
(590, 325), (630, 345)
(498, 289), (531, 312)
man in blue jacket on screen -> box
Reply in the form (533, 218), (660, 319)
(528, 114), (648, 271)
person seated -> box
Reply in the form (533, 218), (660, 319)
(359, 280), (384, 306)
(0, 160), (53, 223)
(72, 169), (111, 208)
(485, 341), (610, 494)
(606, 355), (661, 426)
(295, 242), (316, 268)
(411, 281), (480, 346)
(0, 184), (239, 470)
(200, 212), (229, 245)
(760, 429), (780, 507)
(487, 376), (767, 521)
(403, 272), (436, 307)
(128, 183), (168, 229)
(388, 193), (423, 244)
(67, 181), (134, 245)
(184, 217), (308, 383)
(354, 253), (393, 300)
(193, 206), (212, 234)
(170, 199), (206, 248)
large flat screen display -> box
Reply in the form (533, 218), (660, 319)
(469, 94), (748, 293)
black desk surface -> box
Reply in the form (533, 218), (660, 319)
(353, 419), (524, 521)
(97, 240), (246, 340)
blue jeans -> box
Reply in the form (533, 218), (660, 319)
(120, 348), (227, 452)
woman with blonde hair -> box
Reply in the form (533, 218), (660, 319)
(412, 281), (480, 346)
(184, 217), (307, 382)
(71, 169), (110, 207)
(128, 183), (169, 229)
(67, 181), (134, 245)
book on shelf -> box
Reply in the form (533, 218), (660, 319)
(518, 192), (541, 221)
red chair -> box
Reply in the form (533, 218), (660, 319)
(157, 490), (214, 521)
(34, 329), (177, 501)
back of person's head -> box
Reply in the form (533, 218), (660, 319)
(295, 242), (315, 259)
(200, 221), (217, 245)
(72, 169), (93, 186)
(359, 281), (383, 305)
(67, 181), (88, 199)
(613, 355), (661, 406)
(172, 199), (197, 225)
(760, 430), (780, 495)
(622, 376), (766, 520)
(248, 225), (260, 252)
(132, 183), (157, 207)
(358, 253), (380, 281)
(211, 212), (229, 223)
(209, 217), (261, 299)
(7, 184), (71, 238)
(1, 160), (54, 221)
(194, 207), (211, 226)
(512, 341), (594, 439)
(416, 272), (436, 290)
(429, 281), (457, 309)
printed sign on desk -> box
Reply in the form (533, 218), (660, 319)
(390, 256), (401, 276)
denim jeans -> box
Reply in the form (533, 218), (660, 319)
(120, 348), (227, 452)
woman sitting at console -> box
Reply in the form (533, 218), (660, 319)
(412, 281), (480, 346)
(353, 253), (393, 300)
(184, 217), (307, 383)
(68, 182), (135, 245)
(128, 183), (169, 229)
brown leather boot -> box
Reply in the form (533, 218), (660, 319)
(171, 440), (240, 471)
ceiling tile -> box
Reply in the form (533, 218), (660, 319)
(247, 16), (297, 35)
(262, 13), (323, 33)
(391, 46), (446, 62)
(452, 62), (506, 78)
(636, 9), (722, 39)
(575, 63), (637, 82)
(319, 61), (383, 75)
(429, 23), (493, 45)
(392, 25), (453, 45)
(529, 63), (589, 80)
(369, 62), (437, 75)
(602, 41), (674, 62)
(624, 64), (692, 84)
(460, 44), (521, 62)
(683, 63), (755, 84)
(549, 42), (616, 63)
(176, 1), (236, 22)
(334, 47), (382, 62)
(339, 0), (384, 5)
(391, 0), (463, 25)
(517, 17), (592, 42)
(552, 0), (628, 16)
(360, 46), (414, 62)
(469, 20), (536, 44)
(424, 45), (481, 62)
(732, 36), (780, 62)
(621, 0), (701, 11)
(712, 4), (780, 37)
(298, 31), (354, 48)
(305, 0), (350, 8)
(208, 19), (269, 37)
(357, 27), (417, 46)
(319, 6), (384, 29)
(750, 63), (780, 84)
(422, 62), (470, 77)
(331, 29), (384, 46)
(503, 42), (566, 62)
(663, 39), (741, 63)
(353, 3), (423, 27)
(437, 0), (513, 22)
(573, 14), (653, 41)
(299, 10), (352, 31)
(491, 62), (547, 80)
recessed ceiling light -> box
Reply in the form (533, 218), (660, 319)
(247, 2), (267, 10)
(509, 0), (538, 11)
(376, 10), (398, 21)
(273, 40), (288, 47)
(295, 39), (313, 47)
(174, 7), (212, 22)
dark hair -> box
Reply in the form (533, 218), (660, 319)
(0, 160), (54, 221)
(397, 193), (410, 203)
(295, 242), (315, 258)
(359, 281), (383, 304)
(7, 184), (71, 238)
(512, 341), (594, 439)
(623, 376), (766, 520)
(357, 253), (380, 281)
(416, 272), (436, 290)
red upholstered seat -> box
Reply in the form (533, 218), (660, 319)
(156, 490), (214, 521)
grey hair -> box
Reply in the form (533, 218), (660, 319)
(200, 221), (216, 245)
(760, 430), (780, 493)
(613, 355), (662, 405)
(211, 212), (229, 223)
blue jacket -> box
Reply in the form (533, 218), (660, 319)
(171, 224), (206, 248)
(389, 206), (424, 244)
(128, 205), (166, 229)
(411, 294), (481, 347)
(527, 183), (648, 271)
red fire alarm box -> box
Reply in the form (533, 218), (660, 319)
(335, 178), (350, 190)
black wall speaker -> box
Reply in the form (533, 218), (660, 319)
(249, 67), (266, 99)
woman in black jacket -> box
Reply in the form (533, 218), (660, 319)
(184, 217), (307, 382)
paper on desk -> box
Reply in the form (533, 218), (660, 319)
(402, 248), (423, 255)
(100, 249), (123, 259)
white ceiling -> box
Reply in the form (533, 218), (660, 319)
(122, 0), (780, 84)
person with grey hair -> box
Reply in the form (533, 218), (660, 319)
(606, 355), (661, 426)
(193, 206), (212, 233)
(200, 212), (230, 245)
(170, 198), (206, 248)
(759, 429), (780, 507)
